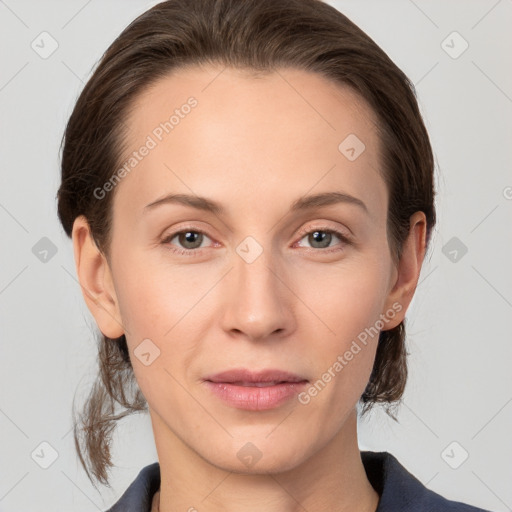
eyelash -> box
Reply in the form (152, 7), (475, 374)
(160, 225), (351, 257)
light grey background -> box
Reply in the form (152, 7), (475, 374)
(0, 0), (511, 511)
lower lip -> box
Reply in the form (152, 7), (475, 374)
(204, 381), (308, 411)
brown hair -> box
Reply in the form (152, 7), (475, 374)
(57, 0), (436, 488)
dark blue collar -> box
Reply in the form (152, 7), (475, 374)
(106, 450), (491, 511)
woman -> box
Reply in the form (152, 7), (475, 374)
(57, 0), (493, 510)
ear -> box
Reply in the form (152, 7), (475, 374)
(382, 211), (427, 329)
(71, 215), (125, 339)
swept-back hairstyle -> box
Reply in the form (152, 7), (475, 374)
(57, 0), (436, 488)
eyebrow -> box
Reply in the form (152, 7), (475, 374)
(143, 191), (368, 215)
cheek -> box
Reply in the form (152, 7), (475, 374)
(110, 252), (212, 377)
(110, 256), (199, 408)
(294, 253), (390, 336)
(112, 248), (200, 337)
(292, 255), (390, 396)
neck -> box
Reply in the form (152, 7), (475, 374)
(151, 408), (379, 512)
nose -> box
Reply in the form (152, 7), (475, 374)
(220, 245), (296, 342)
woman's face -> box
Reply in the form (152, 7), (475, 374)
(81, 65), (421, 473)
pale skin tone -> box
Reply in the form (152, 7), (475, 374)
(72, 65), (426, 512)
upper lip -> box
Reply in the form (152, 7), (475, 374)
(204, 368), (308, 384)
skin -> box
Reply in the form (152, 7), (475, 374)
(72, 65), (426, 512)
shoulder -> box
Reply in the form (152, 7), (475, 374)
(361, 450), (494, 512)
(105, 462), (160, 512)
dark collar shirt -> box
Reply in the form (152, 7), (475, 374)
(105, 450), (493, 511)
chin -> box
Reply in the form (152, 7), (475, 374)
(201, 435), (311, 475)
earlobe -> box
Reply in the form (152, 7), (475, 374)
(71, 215), (125, 339)
(383, 211), (427, 330)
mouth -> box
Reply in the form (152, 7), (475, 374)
(203, 368), (309, 411)
(204, 368), (308, 384)
(226, 381), (295, 387)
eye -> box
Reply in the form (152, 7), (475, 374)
(161, 228), (214, 256)
(295, 227), (350, 252)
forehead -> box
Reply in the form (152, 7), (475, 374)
(115, 64), (386, 225)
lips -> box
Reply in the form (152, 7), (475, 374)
(203, 368), (309, 411)
(231, 381), (285, 387)
(204, 368), (308, 385)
